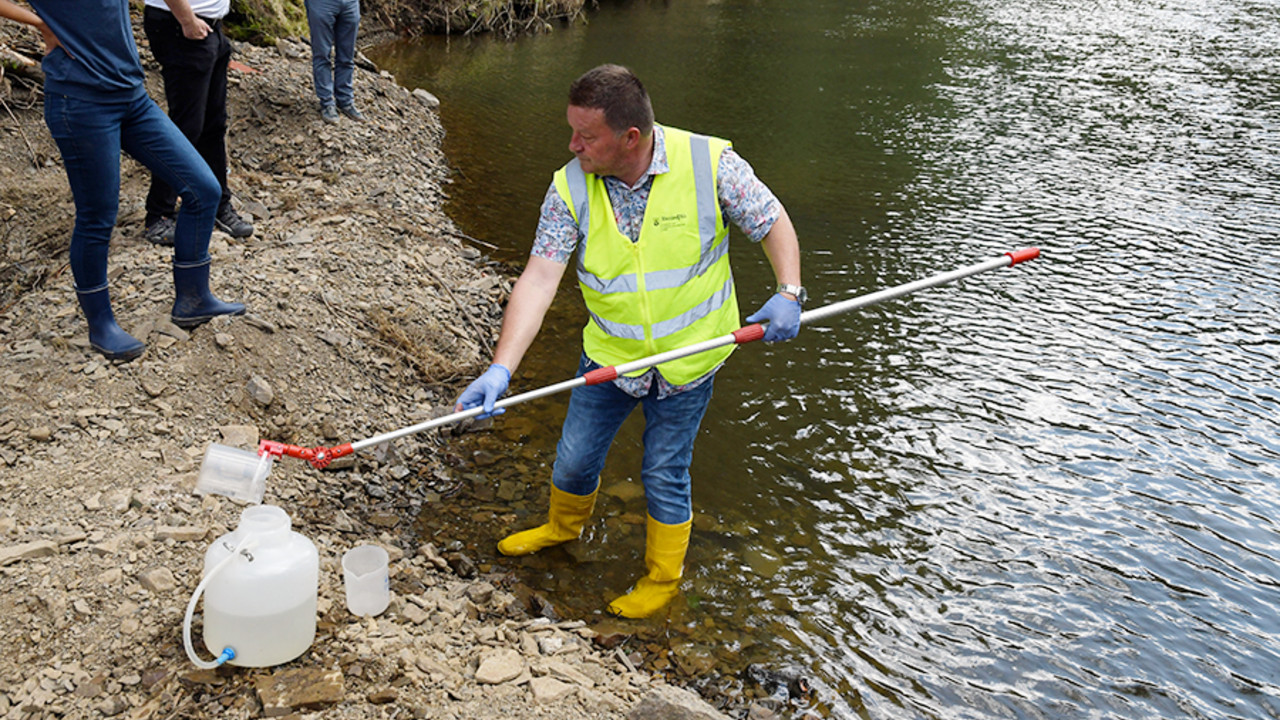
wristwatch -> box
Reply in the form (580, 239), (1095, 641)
(776, 283), (807, 305)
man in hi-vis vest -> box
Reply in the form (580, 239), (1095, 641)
(457, 64), (804, 618)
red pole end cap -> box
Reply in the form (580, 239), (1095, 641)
(1005, 247), (1041, 266)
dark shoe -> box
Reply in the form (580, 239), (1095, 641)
(215, 204), (254, 238)
(143, 216), (176, 247)
(76, 285), (145, 362)
(321, 105), (340, 123)
(171, 259), (246, 329)
(338, 104), (364, 121)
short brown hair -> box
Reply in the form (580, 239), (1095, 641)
(568, 64), (654, 137)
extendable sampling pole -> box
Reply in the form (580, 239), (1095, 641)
(261, 248), (1041, 468)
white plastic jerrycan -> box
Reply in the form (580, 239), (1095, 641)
(183, 505), (319, 668)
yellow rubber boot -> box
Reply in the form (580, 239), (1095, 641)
(497, 485), (597, 556)
(606, 515), (692, 619)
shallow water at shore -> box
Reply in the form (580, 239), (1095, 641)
(373, 0), (1280, 716)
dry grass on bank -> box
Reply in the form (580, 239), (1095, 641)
(225, 0), (591, 44)
(365, 0), (590, 38)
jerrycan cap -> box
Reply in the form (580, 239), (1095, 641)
(237, 505), (291, 535)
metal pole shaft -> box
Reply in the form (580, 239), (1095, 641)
(800, 254), (1016, 326)
(352, 375), (588, 451)
(349, 249), (1037, 452)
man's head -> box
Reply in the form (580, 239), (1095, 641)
(568, 64), (654, 137)
(566, 64), (655, 183)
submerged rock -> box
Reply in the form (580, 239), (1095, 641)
(743, 663), (812, 701)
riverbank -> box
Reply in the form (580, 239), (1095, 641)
(225, 0), (589, 43)
(0, 16), (746, 720)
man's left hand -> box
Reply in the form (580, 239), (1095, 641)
(746, 293), (802, 342)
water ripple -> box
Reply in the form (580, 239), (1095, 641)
(377, 0), (1280, 715)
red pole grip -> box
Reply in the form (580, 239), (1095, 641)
(733, 324), (766, 344)
(1005, 247), (1041, 266)
(584, 366), (619, 385)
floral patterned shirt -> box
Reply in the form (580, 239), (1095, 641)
(532, 125), (782, 399)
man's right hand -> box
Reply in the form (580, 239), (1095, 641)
(456, 364), (512, 419)
(180, 17), (211, 39)
(746, 293), (802, 342)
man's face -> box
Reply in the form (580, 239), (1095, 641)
(567, 105), (629, 178)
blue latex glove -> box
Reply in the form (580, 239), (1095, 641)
(745, 293), (802, 342)
(456, 363), (511, 419)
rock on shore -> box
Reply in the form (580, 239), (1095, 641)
(0, 19), (735, 720)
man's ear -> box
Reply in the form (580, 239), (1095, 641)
(623, 127), (641, 149)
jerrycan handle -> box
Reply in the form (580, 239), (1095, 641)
(182, 533), (258, 669)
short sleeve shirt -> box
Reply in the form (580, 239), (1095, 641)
(31, 0), (147, 103)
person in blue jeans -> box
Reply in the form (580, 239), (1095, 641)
(456, 65), (804, 619)
(304, 0), (363, 123)
(0, 0), (245, 362)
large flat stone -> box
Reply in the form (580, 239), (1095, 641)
(0, 540), (57, 566)
(475, 649), (524, 685)
(530, 676), (574, 703)
(254, 667), (344, 717)
(627, 684), (732, 720)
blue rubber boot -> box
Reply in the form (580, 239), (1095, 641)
(171, 259), (245, 329)
(75, 285), (145, 362)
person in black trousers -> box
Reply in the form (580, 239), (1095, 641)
(141, 0), (253, 245)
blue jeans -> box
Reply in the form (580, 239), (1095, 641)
(305, 0), (360, 108)
(552, 354), (716, 525)
(44, 92), (220, 290)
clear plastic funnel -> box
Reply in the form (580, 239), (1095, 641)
(196, 443), (271, 504)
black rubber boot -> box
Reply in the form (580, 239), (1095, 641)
(76, 285), (145, 362)
(171, 259), (246, 329)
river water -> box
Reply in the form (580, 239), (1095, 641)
(369, 0), (1280, 717)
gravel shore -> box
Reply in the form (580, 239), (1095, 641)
(0, 18), (744, 720)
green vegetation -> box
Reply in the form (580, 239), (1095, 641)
(226, 0), (309, 44)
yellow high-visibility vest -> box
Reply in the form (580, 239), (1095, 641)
(553, 125), (739, 385)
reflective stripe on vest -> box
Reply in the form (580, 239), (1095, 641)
(584, 275), (735, 342)
(552, 125), (740, 384)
